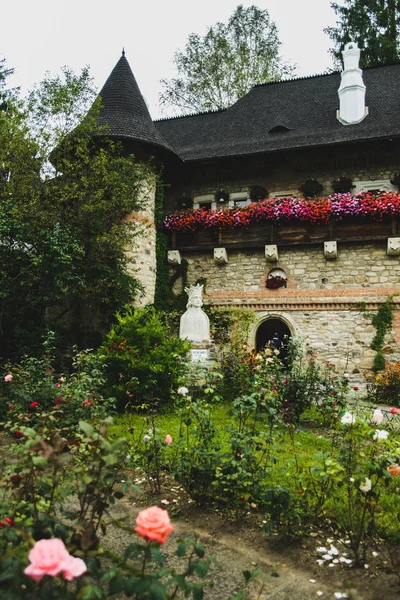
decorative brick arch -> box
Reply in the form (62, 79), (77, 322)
(250, 312), (297, 351)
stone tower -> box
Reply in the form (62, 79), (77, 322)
(93, 51), (177, 305)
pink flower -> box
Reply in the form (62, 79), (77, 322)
(4, 374), (13, 382)
(55, 382), (61, 388)
(83, 399), (92, 407)
(24, 539), (86, 583)
(60, 554), (87, 581)
(390, 407), (399, 415)
(164, 434), (172, 446)
(135, 506), (174, 544)
(283, 379), (289, 384)
(8, 403), (14, 411)
(30, 401), (39, 409)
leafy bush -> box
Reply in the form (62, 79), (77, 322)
(99, 306), (190, 411)
(0, 417), (231, 600)
(370, 360), (400, 407)
(0, 335), (114, 429)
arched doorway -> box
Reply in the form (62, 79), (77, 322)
(255, 317), (292, 353)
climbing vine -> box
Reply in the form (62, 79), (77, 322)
(357, 296), (396, 372)
(154, 181), (189, 314)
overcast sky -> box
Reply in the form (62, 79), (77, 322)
(2, 0), (340, 118)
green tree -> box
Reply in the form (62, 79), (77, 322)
(326, 1), (400, 68)
(0, 57), (16, 110)
(0, 66), (154, 359)
(159, 4), (296, 114)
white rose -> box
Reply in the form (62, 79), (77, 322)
(341, 411), (356, 425)
(373, 429), (389, 440)
(371, 408), (384, 425)
(359, 477), (372, 493)
(177, 386), (189, 396)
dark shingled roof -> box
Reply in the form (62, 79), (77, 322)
(154, 64), (400, 161)
(97, 54), (176, 157)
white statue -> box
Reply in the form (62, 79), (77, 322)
(179, 284), (210, 342)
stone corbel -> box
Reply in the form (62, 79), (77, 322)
(214, 247), (228, 264)
(324, 241), (338, 259)
(167, 250), (182, 265)
(265, 245), (279, 261)
(387, 238), (400, 256)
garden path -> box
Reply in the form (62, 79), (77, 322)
(104, 495), (399, 600)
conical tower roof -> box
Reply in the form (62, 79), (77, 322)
(96, 52), (177, 157)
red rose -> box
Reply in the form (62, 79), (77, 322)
(55, 396), (63, 405)
(30, 401), (39, 409)
(15, 430), (24, 438)
(353, 386), (359, 391)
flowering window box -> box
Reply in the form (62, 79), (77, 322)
(165, 192), (400, 249)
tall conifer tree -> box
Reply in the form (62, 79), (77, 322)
(326, 1), (400, 68)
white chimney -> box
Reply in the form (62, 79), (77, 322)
(337, 41), (368, 126)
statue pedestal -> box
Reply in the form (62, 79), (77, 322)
(190, 342), (216, 363)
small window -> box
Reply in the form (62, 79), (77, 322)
(269, 125), (290, 134)
(199, 202), (212, 210)
(353, 179), (396, 194)
(266, 268), (287, 290)
(234, 199), (250, 208)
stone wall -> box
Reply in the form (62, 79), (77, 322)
(163, 140), (400, 213)
(170, 243), (400, 385)
(126, 176), (157, 307)
(181, 244), (400, 294)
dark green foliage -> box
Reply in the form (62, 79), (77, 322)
(326, 1), (400, 68)
(359, 296), (395, 372)
(154, 182), (189, 315)
(0, 66), (153, 359)
(99, 306), (190, 410)
(371, 297), (394, 351)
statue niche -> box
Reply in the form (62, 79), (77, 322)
(179, 284), (210, 343)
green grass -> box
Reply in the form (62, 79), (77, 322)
(110, 402), (400, 541)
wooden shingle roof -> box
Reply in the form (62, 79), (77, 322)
(96, 53), (176, 157)
(154, 64), (400, 161)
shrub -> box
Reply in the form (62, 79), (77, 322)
(1, 337), (114, 430)
(0, 417), (232, 600)
(371, 360), (400, 407)
(100, 306), (190, 411)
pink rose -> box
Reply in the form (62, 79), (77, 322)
(390, 407), (399, 415)
(83, 399), (92, 407)
(55, 382), (61, 388)
(61, 554), (87, 581)
(164, 434), (172, 446)
(8, 404), (14, 411)
(24, 539), (69, 582)
(4, 374), (13, 382)
(24, 539), (86, 582)
(135, 506), (174, 544)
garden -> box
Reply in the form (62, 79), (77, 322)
(1, 306), (400, 600)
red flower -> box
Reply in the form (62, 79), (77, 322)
(333, 401), (337, 406)
(30, 401), (39, 409)
(55, 396), (63, 405)
(353, 386), (359, 391)
(10, 474), (22, 485)
(283, 379), (289, 384)
(15, 430), (24, 438)
(390, 407), (399, 414)
(8, 403), (14, 411)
